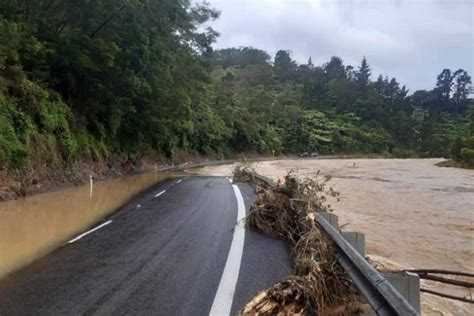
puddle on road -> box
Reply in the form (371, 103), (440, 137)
(0, 172), (175, 279)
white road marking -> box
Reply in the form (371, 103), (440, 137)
(137, 204), (141, 208)
(228, 178), (233, 183)
(67, 220), (113, 244)
(210, 184), (246, 316)
(155, 190), (166, 198)
(177, 179), (182, 184)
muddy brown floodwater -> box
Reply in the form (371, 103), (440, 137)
(193, 158), (474, 315)
(0, 172), (174, 280)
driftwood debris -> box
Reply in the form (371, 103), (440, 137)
(234, 165), (474, 313)
(234, 166), (365, 315)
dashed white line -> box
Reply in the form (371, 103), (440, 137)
(210, 184), (246, 316)
(177, 179), (182, 184)
(155, 190), (166, 198)
(67, 220), (113, 244)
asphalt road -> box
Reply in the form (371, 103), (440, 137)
(0, 176), (291, 316)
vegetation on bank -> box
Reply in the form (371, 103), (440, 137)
(0, 0), (473, 173)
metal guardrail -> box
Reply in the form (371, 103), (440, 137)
(316, 214), (418, 315)
(250, 172), (419, 316)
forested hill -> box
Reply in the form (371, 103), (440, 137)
(1, 1), (473, 173)
(211, 48), (473, 164)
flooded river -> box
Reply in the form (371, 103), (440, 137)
(194, 158), (474, 315)
(0, 172), (174, 280)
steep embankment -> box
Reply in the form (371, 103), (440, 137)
(0, 1), (226, 200)
(0, 156), (160, 202)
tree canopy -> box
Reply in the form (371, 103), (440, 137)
(0, 1), (473, 169)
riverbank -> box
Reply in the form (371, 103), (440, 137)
(0, 153), (229, 202)
(193, 158), (474, 315)
(436, 159), (474, 170)
(1, 153), (455, 203)
(0, 157), (158, 202)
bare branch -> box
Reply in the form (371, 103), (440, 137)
(418, 274), (474, 288)
(421, 288), (474, 304)
(405, 269), (474, 278)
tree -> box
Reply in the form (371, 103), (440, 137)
(274, 50), (296, 81)
(432, 68), (471, 113)
(307, 57), (314, 70)
(452, 70), (471, 112)
(433, 69), (454, 111)
(412, 90), (434, 108)
(355, 56), (371, 87)
(324, 56), (346, 80)
(213, 47), (270, 68)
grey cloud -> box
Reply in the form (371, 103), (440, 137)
(203, 0), (473, 92)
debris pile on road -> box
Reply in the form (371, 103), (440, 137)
(233, 166), (365, 315)
(233, 165), (257, 184)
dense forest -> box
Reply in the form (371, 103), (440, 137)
(1, 0), (473, 172)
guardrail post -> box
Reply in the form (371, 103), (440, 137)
(342, 231), (365, 256)
(381, 271), (421, 313)
(316, 213), (419, 315)
(318, 212), (339, 228)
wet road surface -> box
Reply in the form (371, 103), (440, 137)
(0, 176), (291, 315)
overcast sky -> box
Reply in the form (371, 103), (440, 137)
(203, 0), (473, 93)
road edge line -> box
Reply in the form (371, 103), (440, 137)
(67, 220), (113, 244)
(154, 190), (166, 198)
(209, 184), (246, 316)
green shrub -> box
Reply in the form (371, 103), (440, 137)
(0, 96), (28, 166)
(460, 148), (474, 166)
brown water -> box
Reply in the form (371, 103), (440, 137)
(194, 159), (474, 315)
(0, 172), (174, 279)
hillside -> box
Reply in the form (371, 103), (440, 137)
(0, 1), (473, 199)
